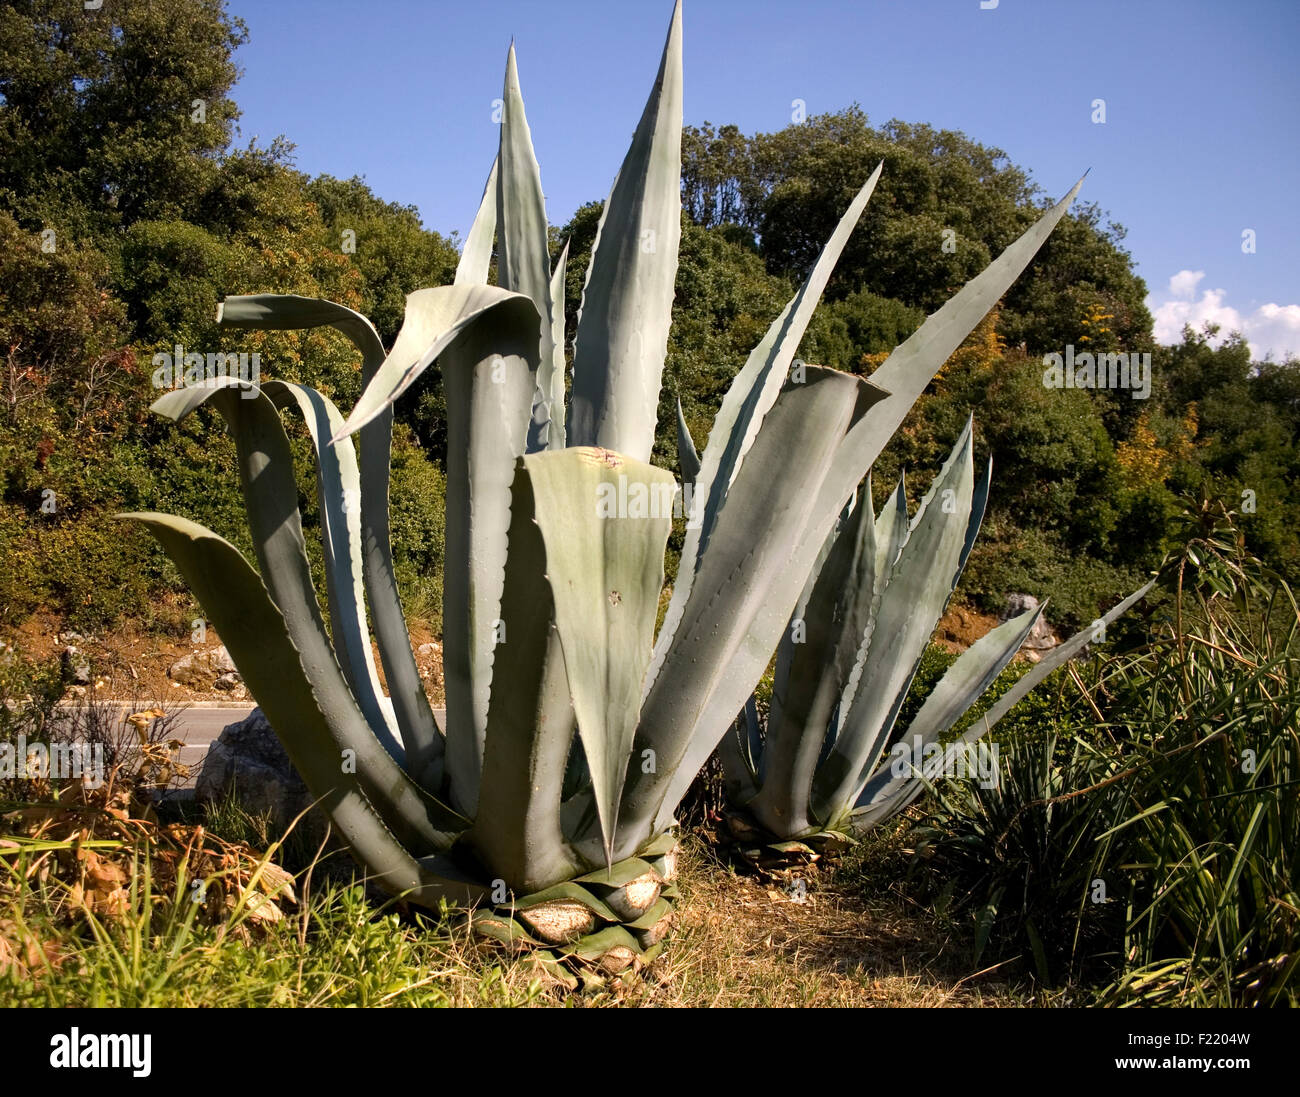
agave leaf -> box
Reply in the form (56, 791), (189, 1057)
(852, 580), (1156, 829)
(647, 161), (885, 698)
(558, 772), (602, 850)
(869, 178), (1086, 442)
(567, 0), (683, 461)
(146, 382), (464, 851)
(496, 43), (560, 453)
(467, 909), (542, 948)
(333, 285), (538, 440)
(560, 728), (592, 805)
(766, 491), (857, 760)
(639, 832), (680, 858)
(497, 43), (553, 318)
(899, 608), (1043, 758)
(573, 857), (657, 888)
(639, 379), (889, 845)
(766, 492), (855, 728)
(748, 487), (877, 836)
(718, 702), (759, 806)
(544, 239), (569, 450)
(561, 925), (643, 961)
(118, 513), (475, 893)
(441, 320), (540, 815)
(791, 178), (1088, 572)
(261, 380), (401, 760)
(625, 897), (673, 931)
(768, 840), (817, 855)
(811, 422), (977, 821)
(960, 454), (992, 581)
(470, 457), (579, 892)
(525, 447), (675, 866)
(675, 397), (700, 484)
(698, 180), (1089, 785)
(334, 286), (541, 814)
(840, 606), (1042, 829)
(527, 948), (581, 989)
(508, 881), (621, 924)
(832, 476), (909, 725)
(215, 294), (381, 366)
(956, 579), (1156, 748)
(455, 155), (499, 287)
(616, 368), (888, 858)
(719, 689), (767, 801)
(216, 294), (444, 782)
(874, 474), (909, 586)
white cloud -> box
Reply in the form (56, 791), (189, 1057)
(1167, 269), (1205, 299)
(1148, 269), (1300, 362)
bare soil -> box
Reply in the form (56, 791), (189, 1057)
(3, 608), (446, 706)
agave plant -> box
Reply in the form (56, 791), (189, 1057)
(710, 418), (1154, 866)
(118, 0), (1091, 980)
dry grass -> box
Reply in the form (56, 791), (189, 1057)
(575, 839), (1029, 1007)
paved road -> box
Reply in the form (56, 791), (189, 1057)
(165, 705), (256, 776)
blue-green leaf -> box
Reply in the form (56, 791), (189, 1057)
(567, 0), (683, 461)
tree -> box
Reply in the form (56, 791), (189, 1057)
(679, 107), (1152, 353)
(305, 175), (459, 346)
(0, 0), (247, 235)
(1153, 327), (1300, 578)
(0, 210), (129, 433)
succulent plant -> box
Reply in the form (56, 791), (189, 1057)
(711, 422), (1154, 866)
(118, 0), (1091, 980)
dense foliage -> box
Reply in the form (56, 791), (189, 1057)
(1, 0), (1297, 640)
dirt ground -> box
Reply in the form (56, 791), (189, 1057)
(626, 840), (1028, 1007)
(3, 609), (446, 706)
(933, 603), (1003, 653)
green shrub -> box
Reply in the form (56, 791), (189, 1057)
(960, 520), (1148, 633)
(387, 426), (447, 631)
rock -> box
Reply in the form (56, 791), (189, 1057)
(213, 673), (248, 700)
(61, 646), (91, 685)
(195, 707), (325, 845)
(168, 645), (238, 689)
(416, 642), (440, 656)
(1000, 593), (1059, 652)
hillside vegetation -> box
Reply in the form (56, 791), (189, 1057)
(2, 0), (1297, 642)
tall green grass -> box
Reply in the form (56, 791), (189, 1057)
(898, 499), (1299, 1005)
(1, 836), (548, 1007)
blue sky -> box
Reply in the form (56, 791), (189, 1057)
(225, 0), (1300, 360)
